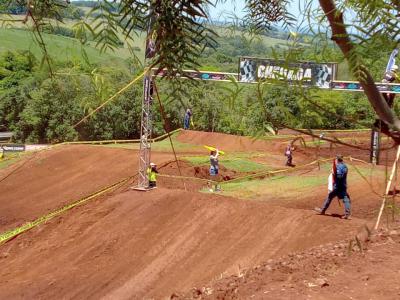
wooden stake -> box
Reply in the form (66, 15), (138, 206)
(375, 145), (400, 230)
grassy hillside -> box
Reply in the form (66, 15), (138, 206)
(0, 27), (143, 68)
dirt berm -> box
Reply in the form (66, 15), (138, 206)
(0, 187), (365, 299)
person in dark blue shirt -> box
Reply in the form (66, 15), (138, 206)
(316, 155), (351, 219)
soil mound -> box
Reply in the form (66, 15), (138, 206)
(0, 188), (366, 299)
(177, 130), (273, 152)
(0, 145), (174, 232)
(184, 223), (400, 300)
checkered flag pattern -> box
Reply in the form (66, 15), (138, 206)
(314, 64), (332, 88)
(239, 60), (256, 82)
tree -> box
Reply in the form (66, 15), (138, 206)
(2, 0), (400, 141)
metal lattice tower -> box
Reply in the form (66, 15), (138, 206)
(136, 7), (156, 189)
(137, 73), (153, 188)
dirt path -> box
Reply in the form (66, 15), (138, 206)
(0, 131), (395, 299)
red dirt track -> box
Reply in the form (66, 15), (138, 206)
(0, 130), (395, 299)
(0, 145), (174, 232)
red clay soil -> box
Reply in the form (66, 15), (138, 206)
(0, 131), (395, 299)
(270, 172), (385, 221)
(0, 188), (367, 299)
(158, 160), (239, 192)
(178, 130), (269, 152)
(184, 223), (400, 300)
(0, 145), (175, 232)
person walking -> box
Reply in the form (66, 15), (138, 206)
(285, 142), (295, 167)
(183, 108), (192, 130)
(147, 162), (158, 188)
(316, 155), (351, 219)
(208, 149), (220, 192)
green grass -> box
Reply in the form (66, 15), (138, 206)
(101, 132), (198, 152)
(182, 153), (270, 173)
(217, 162), (381, 199)
(93, 143), (139, 150)
(0, 28), (135, 67)
(0, 153), (27, 170)
(220, 173), (327, 199)
(151, 135), (198, 152)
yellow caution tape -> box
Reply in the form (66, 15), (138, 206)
(158, 173), (217, 184)
(73, 69), (147, 128)
(0, 176), (134, 245)
(60, 129), (182, 146)
(0, 154), (373, 244)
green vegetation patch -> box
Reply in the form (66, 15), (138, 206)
(220, 173), (326, 199)
(101, 132), (198, 152)
(151, 135), (198, 152)
(0, 28), (130, 66)
(0, 153), (27, 170)
(183, 152), (270, 173)
(217, 162), (380, 199)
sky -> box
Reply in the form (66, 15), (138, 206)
(210, 0), (318, 23)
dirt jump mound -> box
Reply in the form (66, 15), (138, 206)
(0, 188), (366, 299)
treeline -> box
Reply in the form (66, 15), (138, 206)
(1, 22), (396, 143)
(0, 49), (377, 144)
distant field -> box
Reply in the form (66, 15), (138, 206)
(0, 14), (352, 79)
(0, 27), (138, 68)
(0, 11), (147, 66)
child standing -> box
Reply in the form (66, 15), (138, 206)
(147, 162), (158, 188)
(285, 143), (295, 167)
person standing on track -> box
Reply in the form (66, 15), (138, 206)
(285, 142), (295, 167)
(209, 149), (220, 192)
(147, 162), (158, 188)
(183, 108), (192, 130)
(316, 155), (351, 219)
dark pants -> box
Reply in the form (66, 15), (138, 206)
(322, 189), (351, 216)
(286, 154), (293, 166)
(149, 181), (156, 188)
(184, 117), (190, 130)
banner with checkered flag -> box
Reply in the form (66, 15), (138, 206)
(313, 64), (332, 88)
(239, 59), (257, 82)
(238, 57), (336, 89)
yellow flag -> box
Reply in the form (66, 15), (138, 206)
(204, 145), (225, 155)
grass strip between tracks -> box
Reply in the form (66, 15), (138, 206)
(0, 176), (133, 245)
(158, 156), (371, 185)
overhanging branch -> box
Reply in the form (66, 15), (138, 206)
(318, 0), (400, 137)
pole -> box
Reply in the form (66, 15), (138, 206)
(374, 145), (400, 230)
(370, 123), (381, 165)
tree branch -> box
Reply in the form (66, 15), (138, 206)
(318, 0), (400, 136)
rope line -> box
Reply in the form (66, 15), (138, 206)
(73, 69), (147, 128)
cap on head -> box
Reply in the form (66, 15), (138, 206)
(150, 162), (156, 167)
